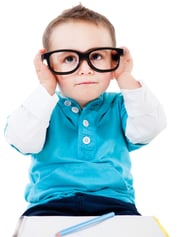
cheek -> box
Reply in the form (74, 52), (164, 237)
(101, 72), (114, 84)
(97, 74), (113, 92)
(56, 76), (68, 88)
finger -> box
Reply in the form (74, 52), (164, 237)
(34, 49), (47, 73)
(122, 47), (133, 65)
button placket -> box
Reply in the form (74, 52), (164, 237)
(82, 119), (90, 144)
(78, 115), (92, 149)
(77, 112), (96, 159)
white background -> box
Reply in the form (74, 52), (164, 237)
(0, 0), (188, 236)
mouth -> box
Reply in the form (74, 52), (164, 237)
(76, 81), (97, 86)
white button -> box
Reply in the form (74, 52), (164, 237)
(64, 100), (71, 106)
(72, 107), (79, 113)
(83, 120), (89, 127)
(83, 136), (91, 144)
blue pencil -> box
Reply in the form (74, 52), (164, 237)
(55, 212), (115, 237)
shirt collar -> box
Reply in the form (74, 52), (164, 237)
(57, 91), (104, 111)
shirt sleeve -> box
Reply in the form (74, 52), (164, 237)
(121, 81), (167, 144)
(4, 85), (59, 154)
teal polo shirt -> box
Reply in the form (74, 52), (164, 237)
(25, 92), (143, 208)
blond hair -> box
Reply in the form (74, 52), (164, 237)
(42, 4), (116, 50)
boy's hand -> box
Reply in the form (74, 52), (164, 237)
(34, 49), (57, 95)
(113, 47), (141, 89)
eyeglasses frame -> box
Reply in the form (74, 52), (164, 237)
(41, 47), (124, 75)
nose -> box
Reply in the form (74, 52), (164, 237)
(78, 60), (94, 75)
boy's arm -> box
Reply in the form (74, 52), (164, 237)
(4, 85), (58, 154)
(121, 81), (167, 144)
(114, 47), (166, 143)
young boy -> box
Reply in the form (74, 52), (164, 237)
(4, 4), (166, 216)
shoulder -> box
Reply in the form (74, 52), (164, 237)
(103, 92), (123, 103)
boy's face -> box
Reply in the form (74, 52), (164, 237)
(49, 21), (114, 107)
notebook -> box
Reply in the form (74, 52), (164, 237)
(13, 215), (169, 237)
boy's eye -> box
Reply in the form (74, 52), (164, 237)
(64, 55), (77, 64)
(90, 53), (102, 61)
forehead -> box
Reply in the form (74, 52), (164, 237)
(49, 21), (113, 51)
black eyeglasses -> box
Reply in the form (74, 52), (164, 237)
(41, 47), (124, 75)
